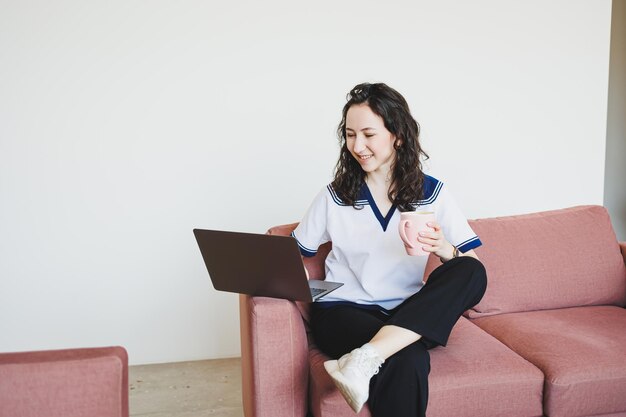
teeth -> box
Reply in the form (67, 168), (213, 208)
(359, 155), (372, 160)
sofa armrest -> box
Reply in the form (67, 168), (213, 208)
(620, 242), (626, 265)
(0, 346), (128, 417)
(240, 294), (309, 417)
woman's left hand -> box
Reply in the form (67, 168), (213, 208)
(417, 221), (456, 261)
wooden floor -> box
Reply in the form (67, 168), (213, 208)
(129, 357), (244, 417)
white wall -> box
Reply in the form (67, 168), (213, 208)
(0, 0), (612, 364)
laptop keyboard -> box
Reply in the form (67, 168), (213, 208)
(310, 287), (326, 297)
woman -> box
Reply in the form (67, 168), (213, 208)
(291, 83), (487, 417)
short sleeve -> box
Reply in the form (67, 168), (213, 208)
(292, 188), (331, 257)
(435, 185), (482, 253)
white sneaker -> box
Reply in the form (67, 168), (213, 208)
(323, 344), (384, 413)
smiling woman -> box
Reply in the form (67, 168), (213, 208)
(290, 83), (485, 417)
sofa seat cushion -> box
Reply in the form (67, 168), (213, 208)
(308, 317), (543, 417)
(473, 306), (626, 417)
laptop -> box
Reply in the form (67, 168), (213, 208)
(193, 229), (343, 302)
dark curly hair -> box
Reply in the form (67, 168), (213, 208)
(332, 82), (429, 212)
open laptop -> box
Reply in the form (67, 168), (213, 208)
(193, 229), (343, 302)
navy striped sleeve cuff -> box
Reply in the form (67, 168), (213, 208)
(457, 236), (482, 253)
(291, 231), (318, 257)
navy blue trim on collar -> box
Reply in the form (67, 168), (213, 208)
(362, 183), (397, 232)
(411, 175), (443, 208)
(328, 175), (443, 209)
(327, 184), (368, 206)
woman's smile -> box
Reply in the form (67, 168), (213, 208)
(345, 104), (396, 175)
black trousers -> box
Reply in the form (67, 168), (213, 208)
(311, 257), (488, 417)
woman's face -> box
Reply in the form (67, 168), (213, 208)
(345, 103), (396, 176)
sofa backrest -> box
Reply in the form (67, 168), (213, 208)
(466, 205), (626, 318)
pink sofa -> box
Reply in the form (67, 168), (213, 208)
(240, 205), (626, 417)
(0, 346), (129, 417)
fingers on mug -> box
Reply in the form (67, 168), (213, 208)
(398, 212), (436, 256)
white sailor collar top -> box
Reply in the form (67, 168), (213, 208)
(292, 175), (482, 310)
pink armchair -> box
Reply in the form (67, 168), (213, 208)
(0, 346), (129, 417)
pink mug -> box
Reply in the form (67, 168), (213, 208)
(398, 211), (436, 256)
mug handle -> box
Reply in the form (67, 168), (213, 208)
(398, 219), (414, 248)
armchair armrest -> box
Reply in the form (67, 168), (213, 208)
(240, 294), (309, 417)
(0, 346), (128, 417)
